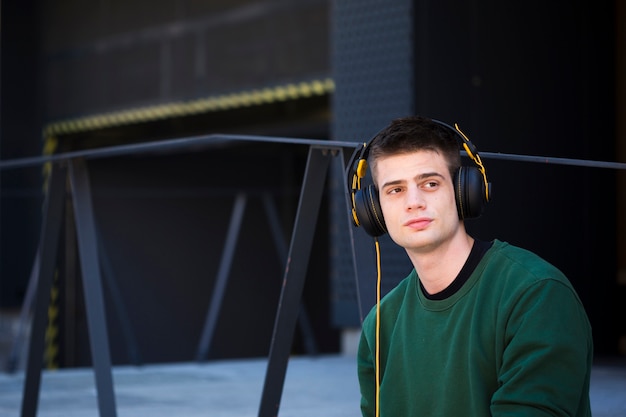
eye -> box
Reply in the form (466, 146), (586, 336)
(422, 180), (439, 190)
(387, 186), (403, 195)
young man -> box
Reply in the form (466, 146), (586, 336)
(352, 116), (593, 416)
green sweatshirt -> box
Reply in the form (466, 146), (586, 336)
(358, 240), (593, 417)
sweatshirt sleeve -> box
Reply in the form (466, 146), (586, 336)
(491, 278), (593, 416)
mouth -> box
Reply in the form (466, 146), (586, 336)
(404, 217), (432, 230)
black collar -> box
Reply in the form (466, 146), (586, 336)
(420, 239), (493, 300)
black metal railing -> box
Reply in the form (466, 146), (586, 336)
(1, 132), (624, 417)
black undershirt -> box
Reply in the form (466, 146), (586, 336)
(420, 239), (494, 300)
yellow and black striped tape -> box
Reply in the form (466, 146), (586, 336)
(43, 78), (335, 137)
(44, 271), (60, 369)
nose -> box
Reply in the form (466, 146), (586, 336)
(406, 185), (425, 210)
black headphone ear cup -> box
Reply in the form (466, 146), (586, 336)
(454, 166), (487, 219)
(354, 185), (387, 237)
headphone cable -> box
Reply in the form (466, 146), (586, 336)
(374, 237), (382, 417)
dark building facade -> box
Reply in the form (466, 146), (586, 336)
(1, 0), (624, 368)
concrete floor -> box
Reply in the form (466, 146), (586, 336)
(0, 355), (624, 417)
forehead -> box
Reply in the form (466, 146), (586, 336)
(372, 149), (449, 184)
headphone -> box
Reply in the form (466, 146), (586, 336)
(346, 119), (492, 237)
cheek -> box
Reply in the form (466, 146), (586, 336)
(377, 198), (390, 220)
(379, 199), (401, 231)
(379, 197), (392, 218)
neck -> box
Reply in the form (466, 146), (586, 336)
(407, 232), (474, 295)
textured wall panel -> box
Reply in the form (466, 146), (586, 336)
(330, 0), (414, 327)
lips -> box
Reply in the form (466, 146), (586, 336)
(404, 217), (432, 230)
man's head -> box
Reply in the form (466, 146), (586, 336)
(348, 115), (490, 237)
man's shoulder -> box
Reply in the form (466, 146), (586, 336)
(483, 239), (571, 286)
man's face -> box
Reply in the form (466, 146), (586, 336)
(374, 150), (461, 255)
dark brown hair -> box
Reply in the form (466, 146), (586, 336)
(368, 115), (461, 182)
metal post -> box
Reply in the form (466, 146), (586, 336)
(196, 193), (248, 361)
(97, 227), (142, 365)
(6, 245), (40, 373)
(20, 163), (67, 417)
(261, 193), (318, 355)
(258, 147), (332, 417)
(68, 158), (117, 417)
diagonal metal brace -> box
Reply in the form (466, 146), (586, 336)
(20, 163), (67, 417)
(68, 158), (117, 417)
(257, 146), (335, 417)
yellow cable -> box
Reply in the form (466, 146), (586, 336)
(375, 238), (382, 417)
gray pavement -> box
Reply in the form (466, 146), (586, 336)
(0, 355), (624, 417)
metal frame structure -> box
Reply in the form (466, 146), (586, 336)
(1, 134), (359, 417)
(1, 133), (624, 417)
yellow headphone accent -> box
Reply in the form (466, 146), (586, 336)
(350, 143), (369, 227)
(454, 123), (490, 203)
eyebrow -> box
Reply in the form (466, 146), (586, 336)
(381, 172), (445, 190)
